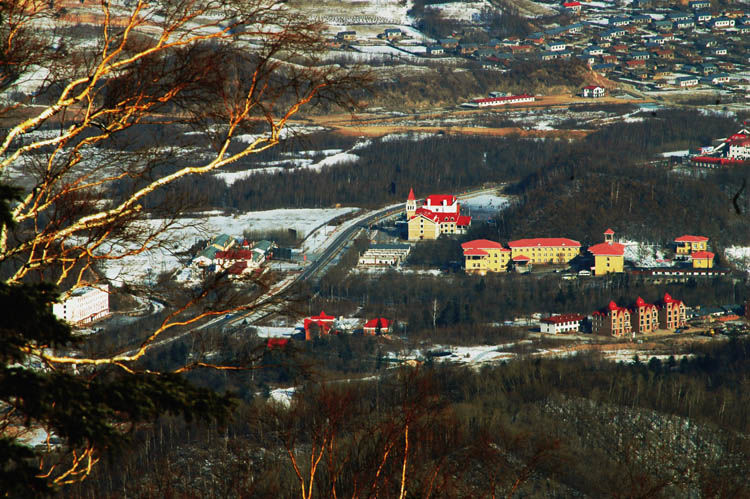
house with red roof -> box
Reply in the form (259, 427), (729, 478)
(363, 318), (392, 335)
(303, 310), (336, 340)
(656, 293), (687, 330)
(582, 85), (605, 98)
(540, 314), (585, 334)
(630, 297), (659, 333)
(507, 237), (580, 265)
(592, 301), (632, 337)
(674, 235), (709, 255)
(691, 250), (714, 268)
(588, 229), (625, 275)
(461, 239), (511, 274)
(406, 189), (471, 241)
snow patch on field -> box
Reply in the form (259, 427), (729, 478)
(99, 208), (358, 285)
(622, 240), (665, 268)
(725, 246), (750, 274)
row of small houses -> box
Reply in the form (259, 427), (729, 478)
(541, 293), (687, 337)
(193, 234), (276, 278)
(303, 311), (393, 340)
(542, 297), (750, 337)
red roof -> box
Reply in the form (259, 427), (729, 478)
(508, 238), (581, 248)
(266, 338), (289, 349)
(227, 261), (248, 274)
(462, 239), (506, 250)
(692, 250), (714, 259)
(407, 187), (415, 201)
(541, 313), (585, 324)
(425, 194), (457, 206)
(412, 208), (469, 225)
(604, 228), (615, 235)
(216, 249), (255, 260)
(660, 293), (684, 306)
(583, 85), (603, 90)
(513, 254), (531, 262)
(593, 300), (628, 316)
(691, 156), (748, 165)
(563, 1), (581, 6)
(588, 241), (625, 256)
(364, 318), (392, 329)
(463, 248), (489, 256)
(674, 235), (708, 243)
(633, 296), (657, 310)
(456, 215), (472, 227)
(309, 310), (335, 321)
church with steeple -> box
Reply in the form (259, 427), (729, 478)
(404, 188), (471, 241)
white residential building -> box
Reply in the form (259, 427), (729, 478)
(53, 285), (109, 325)
(540, 314), (585, 334)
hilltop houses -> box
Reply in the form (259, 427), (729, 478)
(657, 293), (687, 329)
(591, 293), (687, 337)
(461, 237), (580, 273)
(406, 189), (471, 241)
(630, 296), (659, 334)
(193, 234), (275, 276)
(690, 128), (750, 167)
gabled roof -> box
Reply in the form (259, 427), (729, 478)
(593, 301), (629, 316)
(461, 239), (507, 250)
(425, 194), (457, 206)
(604, 228), (615, 235)
(508, 238), (581, 248)
(691, 250), (715, 259)
(588, 242), (626, 256)
(463, 248), (489, 256)
(633, 296), (657, 310)
(309, 310), (335, 321)
(674, 235), (709, 242)
(407, 187), (415, 201)
(513, 254), (531, 262)
(364, 318), (392, 329)
(541, 313), (585, 324)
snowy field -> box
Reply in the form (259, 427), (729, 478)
(100, 207), (359, 285)
(461, 193), (510, 219)
(725, 246), (750, 274)
(622, 240), (666, 268)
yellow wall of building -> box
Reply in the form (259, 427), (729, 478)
(464, 249), (510, 274)
(408, 216), (439, 241)
(692, 257), (713, 268)
(510, 246), (578, 264)
(593, 255), (624, 275)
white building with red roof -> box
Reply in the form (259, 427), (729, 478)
(582, 85), (605, 97)
(363, 318), (392, 335)
(507, 237), (581, 265)
(540, 314), (585, 334)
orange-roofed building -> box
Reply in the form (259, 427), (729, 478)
(656, 293), (687, 330)
(675, 235), (709, 255)
(588, 229), (625, 275)
(507, 237), (580, 265)
(691, 250), (714, 268)
(592, 300), (632, 337)
(462, 239), (511, 274)
(630, 296), (659, 334)
(363, 318), (392, 335)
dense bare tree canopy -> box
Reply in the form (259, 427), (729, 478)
(0, 0), (366, 492)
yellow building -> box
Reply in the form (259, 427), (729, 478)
(507, 237), (581, 265)
(462, 239), (511, 274)
(691, 250), (714, 268)
(674, 235), (709, 255)
(588, 229), (625, 276)
(405, 190), (471, 241)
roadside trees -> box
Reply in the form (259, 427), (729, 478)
(0, 0), (365, 492)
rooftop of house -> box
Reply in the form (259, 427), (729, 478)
(461, 239), (507, 251)
(588, 241), (626, 256)
(674, 235), (709, 242)
(541, 313), (585, 324)
(507, 237), (581, 248)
